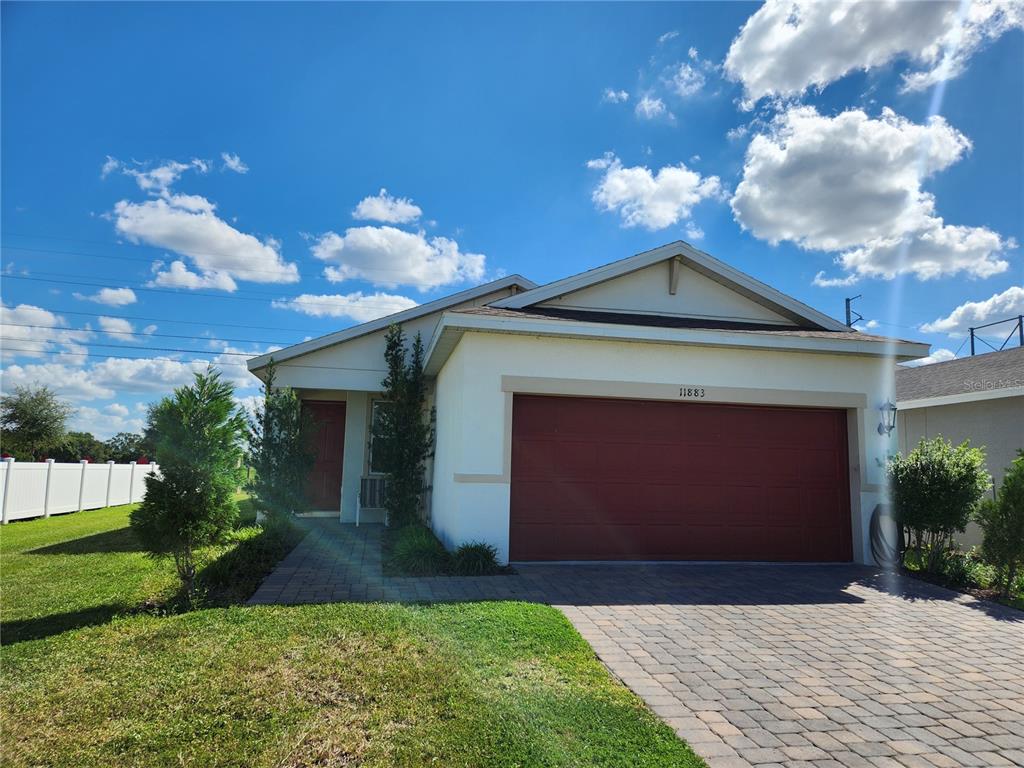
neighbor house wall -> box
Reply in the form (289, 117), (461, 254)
(431, 331), (895, 565)
(898, 395), (1024, 547)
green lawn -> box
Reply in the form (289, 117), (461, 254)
(1, 506), (703, 768)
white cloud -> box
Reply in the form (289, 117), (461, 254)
(920, 286), (1024, 335)
(72, 287), (137, 306)
(113, 194), (298, 286)
(635, 95), (670, 120)
(812, 271), (859, 288)
(731, 106), (1013, 282)
(352, 188), (422, 224)
(658, 30), (679, 44)
(665, 62), (706, 98)
(103, 157), (209, 195)
(142, 324), (158, 335)
(587, 152), (723, 231)
(602, 88), (630, 104)
(273, 291), (418, 322)
(105, 402), (130, 417)
(684, 222), (705, 241)
(725, 125), (749, 142)
(0, 303), (92, 362)
(900, 348), (957, 368)
(69, 405), (145, 440)
(221, 152), (249, 174)
(148, 259), (238, 292)
(98, 316), (134, 339)
(310, 226), (485, 291)
(725, 0), (1023, 106)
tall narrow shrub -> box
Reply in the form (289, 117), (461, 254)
(976, 453), (1024, 597)
(130, 369), (246, 602)
(245, 359), (316, 517)
(888, 437), (990, 573)
(374, 324), (433, 526)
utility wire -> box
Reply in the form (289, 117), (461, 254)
(3, 306), (321, 334)
(1, 321), (299, 347)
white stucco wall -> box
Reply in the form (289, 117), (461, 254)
(431, 331), (897, 565)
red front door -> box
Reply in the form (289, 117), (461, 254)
(510, 395), (852, 562)
(304, 401), (346, 511)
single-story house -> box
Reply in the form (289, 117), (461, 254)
(896, 346), (1024, 547)
(248, 242), (929, 565)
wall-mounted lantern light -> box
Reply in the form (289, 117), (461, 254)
(877, 399), (897, 436)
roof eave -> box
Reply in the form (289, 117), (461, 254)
(246, 274), (537, 371)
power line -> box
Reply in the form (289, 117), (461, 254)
(1, 348), (385, 374)
(1, 321), (300, 347)
(5, 306), (321, 333)
(2, 273), (419, 312)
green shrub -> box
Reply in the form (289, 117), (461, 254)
(453, 542), (500, 576)
(888, 437), (990, 573)
(975, 453), (1024, 597)
(388, 525), (451, 576)
(938, 547), (994, 590)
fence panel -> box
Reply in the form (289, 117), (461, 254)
(0, 460), (160, 523)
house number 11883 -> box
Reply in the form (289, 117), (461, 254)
(679, 387), (706, 398)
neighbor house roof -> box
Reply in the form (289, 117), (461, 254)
(896, 347), (1024, 408)
(246, 274), (536, 371)
(490, 240), (852, 332)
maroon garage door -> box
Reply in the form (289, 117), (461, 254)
(509, 395), (852, 562)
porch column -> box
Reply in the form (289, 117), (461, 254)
(341, 392), (369, 522)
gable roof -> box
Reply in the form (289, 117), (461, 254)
(490, 240), (850, 332)
(896, 347), (1024, 406)
(247, 274), (536, 371)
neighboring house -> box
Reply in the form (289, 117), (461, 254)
(896, 346), (1024, 547)
(248, 242), (929, 565)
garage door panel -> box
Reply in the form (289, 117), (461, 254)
(510, 395), (852, 562)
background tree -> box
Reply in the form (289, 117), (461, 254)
(105, 432), (146, 463)
(975, 452), (1024, 597)
(130, 369), (246, 603)
(888, 437), (990, 573)
(245, 359), (316, 517)
(374, 324), (433, 526)
(0, 384), (74, 460)
(48, 431), (109, 463)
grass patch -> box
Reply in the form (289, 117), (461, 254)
(2, 502), (702, 767)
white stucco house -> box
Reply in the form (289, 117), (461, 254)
(248, 242), (929, 565)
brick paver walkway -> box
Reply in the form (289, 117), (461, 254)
(251, 521), (1024, 768)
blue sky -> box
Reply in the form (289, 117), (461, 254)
(2, 1), (1022, 438)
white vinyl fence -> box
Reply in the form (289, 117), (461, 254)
(0, 459), (159, 524)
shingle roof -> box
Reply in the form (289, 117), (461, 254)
(450, 305), (914, 344)
(896, 346), (1024, 402)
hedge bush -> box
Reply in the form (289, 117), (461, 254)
(387, 524), (452, 576)
(453, 542), (500, 576)
(976, 453), (1024, 597)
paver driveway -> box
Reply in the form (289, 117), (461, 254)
(252, 522), (1024, 767)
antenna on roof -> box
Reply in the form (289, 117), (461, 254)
(845, 295), (863, 328)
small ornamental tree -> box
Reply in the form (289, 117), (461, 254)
(374, 324), (433, 527)
(888, 437), (990, 573)
(0, 384), (74, 460)
(130, 369), (246, 603)
(975, 452), (1024, 597)
(245, 359), (317, 517)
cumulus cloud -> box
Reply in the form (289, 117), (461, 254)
(98, 316), (134, 339)
(587, 152), (723, 231)
(635, 95), (670, 120)
(72, 287), (137, 306)
(113, 194), (298, 286)
(725, 0), (1023, 107)
(273, 291), (419, 322)
(221, 152), (249, 174)
(103, 157), (209, 194)
(602, 88), (630, 104)
(684, 222), (705, 241)
(352, 189), (422, 224)
(148, 260), (238, 292)
(731, 106), (1013, 282)
(69, 405), (145, 440)
(900, 348), (957, 368)
(310, 226), (485, 291)
(920, 286), (1024, 335)
(665, 62), (706, 98)
(0, 303), (92, 361)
